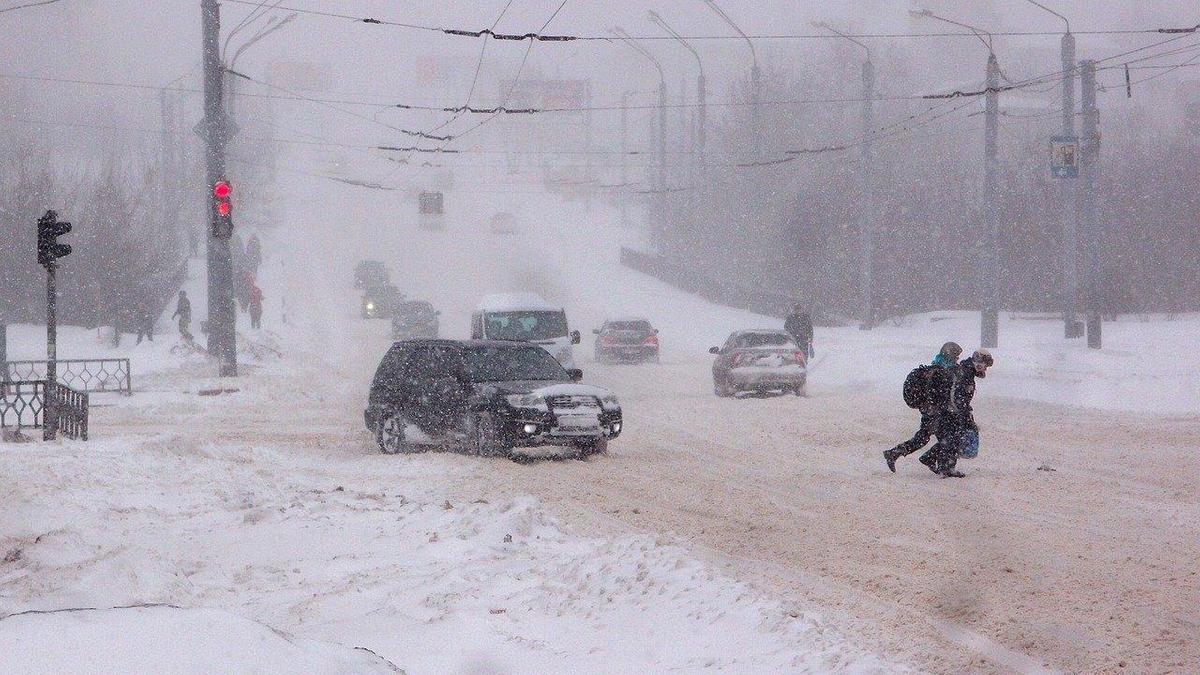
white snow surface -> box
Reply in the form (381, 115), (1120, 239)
(0, 422), (894, 674)
(0, 605), (400, 675)
(4, 159), (1195, 674)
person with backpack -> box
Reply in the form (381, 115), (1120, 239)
(919, 349), (994, 478)
(884, 342), (962, 474)
(784, 305), (814, 359)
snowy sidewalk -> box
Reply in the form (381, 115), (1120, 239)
(0, 362), (898, 674)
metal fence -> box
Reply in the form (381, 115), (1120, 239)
(0, 380), (45, 430)
(0, 379), (89, 441)
(3, 358), (132, 395)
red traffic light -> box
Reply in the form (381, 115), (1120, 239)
(217, 202), (231, 217)
(213, 181), (231, 199)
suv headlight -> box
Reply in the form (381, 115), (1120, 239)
(506, 393), (548, 411)
(600, 394), (620, 411)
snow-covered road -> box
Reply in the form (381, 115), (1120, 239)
(4, 173), (1197, 674)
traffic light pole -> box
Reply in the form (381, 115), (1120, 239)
(45, 260), (58, 440)
(201, 0), (237, 377)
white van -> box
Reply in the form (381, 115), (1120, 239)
(471, 293), (581, 369)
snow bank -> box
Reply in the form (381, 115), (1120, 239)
(809, 311), (1200, 416)
(0, 605), (399, 675)
(0, 429), (897, 674)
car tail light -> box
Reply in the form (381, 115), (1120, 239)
(793, 351), (806, 364)
(601, 335), (619, 346)
(643, 334), (659, 346)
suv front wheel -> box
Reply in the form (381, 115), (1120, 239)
(470, 412), (512, 458)
(376, 410), (415, 454)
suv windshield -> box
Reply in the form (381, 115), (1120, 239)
(484, 311), (568, 341)
(607, 321), (651, 331)
(463, 345), (568, 382)
(734, 332), (795, 349)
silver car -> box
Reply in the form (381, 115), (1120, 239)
(709, 330), (807, 397)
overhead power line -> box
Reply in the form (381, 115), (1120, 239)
(219, 1), (1197, 41)
(0, 0), (61, 14)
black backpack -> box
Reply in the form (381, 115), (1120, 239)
(902, 365), (935, 409)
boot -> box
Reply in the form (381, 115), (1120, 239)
(884, 449), (899, 473)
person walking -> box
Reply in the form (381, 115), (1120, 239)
(171, 290), (192, 340)
(248, 284), (263, 330)
(246, 233), (262, 276)
(919, 348), (993, 478)
(135, 303), (155, 344)
(885, 342), (961, 473)
(784, 305), (814, 359)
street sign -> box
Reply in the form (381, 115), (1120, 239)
(1050, 135), (1079, 178)
(419, 191), (444, 216)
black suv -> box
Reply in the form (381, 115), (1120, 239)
(364, 340), (622, 457)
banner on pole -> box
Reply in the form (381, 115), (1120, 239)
(1050, 135), (1079, 178)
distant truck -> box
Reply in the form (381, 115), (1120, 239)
(471, 293), (581, 369)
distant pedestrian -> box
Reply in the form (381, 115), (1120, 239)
(919, 348), (994, 478)
(784, 305), (814, 358)
(246, 233), (262, 275)
(885, 342), (961, 473)
(135, 304), (155, 344)
(171, 290), (192, 340)
(248, 284), (263, 330)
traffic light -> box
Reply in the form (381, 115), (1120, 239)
(37, 210), (72, 267)
(212, 180), (233, 238)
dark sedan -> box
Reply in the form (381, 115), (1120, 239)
(593, 318), (660, 364)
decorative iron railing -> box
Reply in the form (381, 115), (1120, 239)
(3, 358), (131, 396)
(0, 380), (45, 430)
(0, 379), (89, 441)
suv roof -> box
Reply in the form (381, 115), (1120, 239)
(391, 338), (536, 349)
(476, 293), (561, 313)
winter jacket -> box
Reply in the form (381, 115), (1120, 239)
(946, 358), (980, 429)
(784, 313), (813, 345)
(172, 297), (191, 321)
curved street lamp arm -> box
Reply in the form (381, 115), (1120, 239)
(1022, 0), (1070, 33)
(647, 10), (703, 74)
(609, 26), (666, 82)
(811, 21), (871, 60)
(699, 0), (756, 67)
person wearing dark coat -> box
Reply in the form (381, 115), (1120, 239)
(885, 342), (961, 473)
(784, 305), (814, 358)
(920, 349), (993, 477)
(135, 304), (155, 344)
(171, 290), (192, 340)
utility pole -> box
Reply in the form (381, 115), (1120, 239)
(981, 54), (1000, 348)
(201, 0), (238, 377)
(1080, 59), (1102, 349)
(859, 59), (876, 329)
(160, 89), (175, 230)
(620, 90), (629, 230)
(657, 79), (667, 190)
(1060, 32), (1079, 337)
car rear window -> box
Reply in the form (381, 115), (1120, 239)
(735, 333), (795, 349)
(608, 321), (651, 331)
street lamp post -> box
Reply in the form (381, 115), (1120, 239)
(912, 9), (1003, 346)
(1021, 1), (1079, 338)
(699, 0), (760, 159)
(610, 27), (667, 192)
(648, 11), (706, 176)
(814, 22), (876, 329)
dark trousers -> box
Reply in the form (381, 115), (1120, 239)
(250, 309), (262, 329)
(891, 411), (939, 457)
(920, 422), (964, 474)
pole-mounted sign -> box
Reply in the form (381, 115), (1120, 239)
(1050, 135), (1079, 178)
